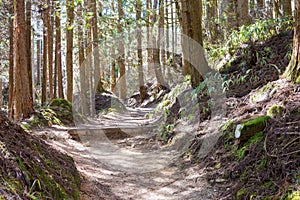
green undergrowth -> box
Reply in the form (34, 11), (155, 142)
(208, 17), (293, 65)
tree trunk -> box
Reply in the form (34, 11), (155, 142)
(37, 39), (41, 87)
(284, 0), (300, 82)
(8, 2), (14, 119)
(78, 0), (87, 115)
(66, 0), (74, 103)
(181, 0), (192, 75)
(136, 0), (147, 103)
(206, 0), (218, 42)
(85, 0), (94, 116)
(147, 0), (154, 77)
(13, 0), (34, 120)
(91, 0), (104, 93)
(152, 0), (167, 87)
(256, 0), (264, 18)
(47, 0), (54, 100)
(110, 46), (116, 94)
(273, 0), (281, 18)
(282, 0), (292, 17)
(226, 0), (237, 31)
(118, 0), (127, 100)
(237, 0), (250, 27)
(42, 14), (48, 105)
(26, 0), (33, 102)
(55, 1), (63, 99)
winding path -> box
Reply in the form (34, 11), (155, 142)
(35, 108), (217, 200)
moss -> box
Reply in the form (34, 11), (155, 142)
(236, 132), (264, 160)
(267, 105), (285, 118)
(49, 98), (72, 111)
(243, 116), (270, 127)
(235, 116), (270, 141)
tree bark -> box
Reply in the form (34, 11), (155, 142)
(13, 0), (34, 120)
(8, 2), (14, 119)
(151, 0), (167, 87)
(237, 0), (250, 27)
(285, 0), (300, 82)
(136, 0), (146, 102)
(282, 0), (292, 17)
(66, 0), (74, 103)
(42, 10), (48, 105)
(55, 1), (63, 99)
(77, 0), (87, 115)
(47, 0), (54, 100)
(118, 0), (127, 100)
(273, 0), (281, 18)
(91, 0), (104, 93)
(26, 0), (33, 102)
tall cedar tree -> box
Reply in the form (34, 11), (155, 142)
(13, 0), (34, 120)
(66, 0), (74, 102)
(118, 0), (127, 99)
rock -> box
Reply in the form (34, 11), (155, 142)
(49, 98), (74, 125)
(95, 92), (126, 113)
(235, 116), (270, 141)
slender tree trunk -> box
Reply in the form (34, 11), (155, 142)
(110, 46), (116, 94)
(206, 0), (218, 42)
(165, 0), (170, 61)
(152, 0), (167, 87)
(37, 39), (41, 87)
(147, 0), (154, 77)
(85, 0), (94, 116)
(256, 0), (264, 18)
(26, 0), (33, 101)
(66, 0), (74, 102)
(136, 0), (146, 102)
(284, 0), (300, 82)
(78, 1), (87, 115)
(14, 0), (34, 120)
(159, 0), (166, 77)
(91, 0), (104, 93)
(47, 0), (54, 100)
(273, 0), (281, 18)
(181, 0), (192, 75)
(282, 0), (292, 17)
(42, 14), (48, 105)
(226, 0), (236, 31)
(118, 0), (127, 99)
(237, 0), (250, 27)
(55, 1), (63, 99)
(8, 3), (14, 119)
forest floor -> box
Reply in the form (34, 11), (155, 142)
(33, 108), (218, 200)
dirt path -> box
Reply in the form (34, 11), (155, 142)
(34, 109), (217, 200)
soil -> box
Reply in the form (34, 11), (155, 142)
(33, 108), (218, 200)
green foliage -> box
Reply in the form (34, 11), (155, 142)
(208, 18), (294, 65)
(159, 123), (175, 142)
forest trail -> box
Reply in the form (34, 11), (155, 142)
(34, 108), (217, 200)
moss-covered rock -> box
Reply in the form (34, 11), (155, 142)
(49, 98), (74, 125)
(235, 116), (270, 141)
(267, 104), (285, 118)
